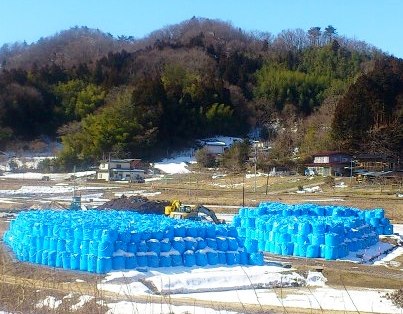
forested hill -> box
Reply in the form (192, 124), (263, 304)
(0, 18), (401, 170)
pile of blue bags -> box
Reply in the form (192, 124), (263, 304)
(3, 210), (263, 274)
(232, 202), (394, 260)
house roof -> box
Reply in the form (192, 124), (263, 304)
(356, 154), (395, 161)
(204, 141), (226, 146)
(306, 162), (350, 167)
(110, 168), (144, 173)
(101, 159), (141, 163)
(312, 151), (350, 157)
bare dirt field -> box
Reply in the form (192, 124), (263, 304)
(0, 174), (402, 313)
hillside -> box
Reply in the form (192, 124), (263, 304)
(0, 18), (401, 170)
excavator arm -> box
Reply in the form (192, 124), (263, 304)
(194, 205), (224, 224)
(164, 200), (182, 215)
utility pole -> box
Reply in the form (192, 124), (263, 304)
(265, 172), (269, 195)
(350, 156), (354, 185)
(254, 144), (257, 193)
(242, 175), (245, 207)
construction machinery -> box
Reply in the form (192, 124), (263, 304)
(164, 200), (225, 224)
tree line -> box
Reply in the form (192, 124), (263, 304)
(0, 18), (400, 171)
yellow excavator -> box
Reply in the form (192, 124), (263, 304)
(164, 200), (225, 224)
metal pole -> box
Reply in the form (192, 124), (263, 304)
(254, 144), (257, 193)
(242, 175), (245, 207)
(265, 173), (269, 195)
(350, 157), (353, 184)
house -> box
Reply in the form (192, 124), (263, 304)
(306, 151), (352, 176)
(355, 154), (398, 172)
(203, 140), (227, 155)
(196, 137), (243, 155)
(96, 159), (145, 182)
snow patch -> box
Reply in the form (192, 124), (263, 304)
(106, 301), (238, 314)
(36, 296), (62, 309)
(71, 295), (94, 311)
(306, 271), (327, 287)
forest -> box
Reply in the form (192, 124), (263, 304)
(0, 18), (401, 171)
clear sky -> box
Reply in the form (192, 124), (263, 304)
(1, 0), (402, 58)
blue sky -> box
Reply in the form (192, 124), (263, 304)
(1, 0), (402, 58)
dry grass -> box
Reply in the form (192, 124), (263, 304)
(0, 174), (402, 313)
(146, 173), (402, 222)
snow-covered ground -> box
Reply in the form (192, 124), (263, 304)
(153, 149), (196, 174)
(96, 261), (402, 314)
(95, 231), (403, 314)
(0, 170), (95, 180)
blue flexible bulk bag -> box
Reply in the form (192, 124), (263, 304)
(89, 240), (99, 255)
(130, 231), (141, 243)
(65, 239), (74, 253)
(70, 253), (80, 270)
(82, 227), (93, 241)
(227, 237), (238, 251)
(72, 239), (81, 254)
(170, 252), (183, 267)
(125, 255), (137, 269)
(41, 250), (49, 265)
(57, 239), (66, 252)
(195, 250), (208, 266)
(48, 251), (57, 267)
(112, 255), (125, 270)
(183, 250), (196, 267)
(160, 239), (171, 252)
(81, 240), (90, 255)
(311, 234), (325, 246)
(298, 222), (312, 235)
(127, 242), (137, 253)
(207, 251), (218, 265)
(206, 238), (218, 250)
(226, 251), (239, 265)
(98, 241), (114, 258)
(136, 253), (147, 267)
(306, 245), (320, 258)
(62, 251), (71, 269)
(244, 239), (258, 253)
(159, 253), (171, 267)
(205, 225), (216, 238)
(87, 254), (97, 272)
(74, 227), (83, 240)
(324, 245), (338, 260)
(36, 237), (44, 251)
(185, 227), (198, 238)
(325, 233), (339, 246)
(258, 239), (265, 251)
(172, 237), (186, 254)
(184, 237), (197, 251)
(114, 240), (127, 252)
(174, 226), (186, 237)
(146, 239), (161, 254)
(384, 224), (393, 235)
(239, 250), (248, 265)
(216, 237), (228, 251)
(56, 251), (64, 267)
(274, 243), (282, 255)
(281, 243), (293, 255)
(249, 252), (264, 265)
(135, 240), (146, 252)
(118, 230), (131, 243)
(97, 257), (112, 273)
(217, 251), (227, 264)
(147, 252), (159, 267)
